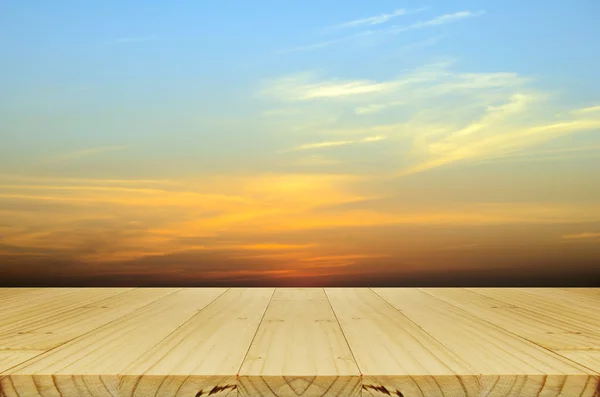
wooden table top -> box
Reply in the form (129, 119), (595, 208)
(0, 288), (598, 397)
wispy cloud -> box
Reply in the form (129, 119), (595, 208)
(561, 232), (600, 240)
(571, 104), (600, 115)
(288, 155), (342, 166)
(329, 8), (428, 30)
(468, 144), (600, 165)
(264, 60), (511, 105)
(261, 73), (398, 101)
(399, 96), (600, 176)
(0, 174), (174, 186)
(279, 10), (482, 53)
(289, 135), (387, 151)
(389, 10), (485, 33)
(261, 61), (600, 177)
(355, 100), (406, 115)
(34, 146), (127, 165)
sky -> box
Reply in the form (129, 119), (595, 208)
(1, 0), (600, 286)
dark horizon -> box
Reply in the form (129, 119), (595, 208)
(2, 266), (598, 287)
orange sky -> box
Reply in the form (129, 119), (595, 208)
(1, 169), (599, 286)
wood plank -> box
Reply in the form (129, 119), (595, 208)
(0, 288), (180, 350)
(238, 288), (361, 397)
(559, 288), (600, 300)
(0, 289), (83, 323)
(0, 289), (40, 301)
(1, 288), (598, 397)
(420, 288), (600, 351)
(0, 288), (228, 397)
(325, 288), (481, 397)
(0, 351), (46, 373)
(555, 351), (600, 373)
(119, 288), (274, 397)
(470, 288), (600, 332)
(373, 288), (598, 397)
(0, 288), (134, 335)
(521, 289), (600, 317)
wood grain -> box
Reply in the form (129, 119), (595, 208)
(0, 288), (598, 397)
(470, 288), (600, 332)
(420, 288), (600, 351)
(555, 351), (600, 373)
(373, 288), (598, 397)
(119, 288), (274, 397)
(0, 351), (46, 373)
(0, 289), (40, 301)
(0, 289), (85, 327)
(325, 288), (480, 397)
(560, 288), (600, 300)
(0, 288), (178, 350)
(1, 288), (227, 397)
(238, 288), (361, 397)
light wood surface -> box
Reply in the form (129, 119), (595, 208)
(420, 288), (600, 351)
(373, 288), (597, 397)
(239, 288), (361, 397)
(469, 288), (600, 332)
(0, 287), (598, 397)
(120, 288), (273, 397)
(0, 288), (179, 351)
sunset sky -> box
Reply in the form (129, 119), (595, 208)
(1, 0), (599, 286)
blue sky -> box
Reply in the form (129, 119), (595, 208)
(1, 1), (600, 285)
(2, 1), (599, 99)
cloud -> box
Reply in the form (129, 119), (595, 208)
(399, 97), (600, 176)
(468, 144), (600, 164)
(261, 60), (600, 177)
(34, 146), (127, 165)
(562, 232), (600, 240)
(0, 173), (368, 263)
(289, 135), (387, 151)
(0, 174), (173, 186)
(279, 10), (481, 53)
(261, 73), (398, 101)
(329, 8), (429, 30)
(288, 155), (341, 166)
(263, 61), (515, 104)
(571, 105), (600, 115)
(391, 10), (485, 32)
(293, 140), (355, 150)
(355, 101), (405, 115)
(3, 169), (600, 271)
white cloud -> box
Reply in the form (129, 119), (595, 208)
(402, 10), (484, 30)
(355, 101), (405, 115)
(330, 8), (429, 30)
(262, 61), (600, 176)
(571, 105), (600, 114)
(400, 96), (600, 176)
(294, 140), (355, 150)
(280, 10), (482, 53)
(261, 73), (398, 101)
(290, 135), (387, 151)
